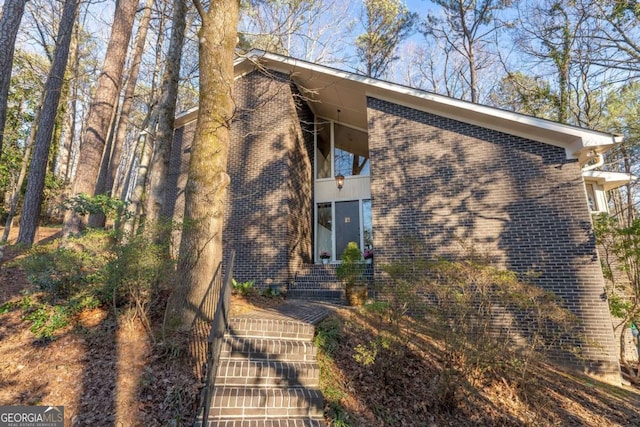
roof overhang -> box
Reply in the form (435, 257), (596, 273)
(582, 170), (637, 191)
(176, 50), (623, 162)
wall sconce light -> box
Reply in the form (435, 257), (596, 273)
(335, 173), (345, 190)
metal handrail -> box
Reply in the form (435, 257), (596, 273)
(201, 249), (235, 426)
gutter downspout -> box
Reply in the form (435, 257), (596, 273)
(582, 153), (604, 172)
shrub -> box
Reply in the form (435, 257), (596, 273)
(231, 279), (256, 296)
(12, 229), (173, 340)
(380, 252), (579, 403)
(336, 242), (364, 285)
(105, 233), (173, 325)
(18, 229), (113, 300)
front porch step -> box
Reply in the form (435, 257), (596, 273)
(198, 302), (331, 427)
(205, 420), (324, 427)
(208, 387), (324, 419)
(289, 264), (346, 304)
(221, 336), (317, 363)
(216, 360), (319, 388)
(286, 288), (345, 303)
(228, 318), (315, 341)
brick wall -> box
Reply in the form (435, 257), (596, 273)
(367, 97), (620, 380)
(170, 70), (314, 289)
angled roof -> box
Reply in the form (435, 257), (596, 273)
(176, 50), (623, 163)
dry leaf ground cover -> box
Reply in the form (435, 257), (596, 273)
(2, 226), (640, 426)
(0, 227), (200, 426)
(316, 306), (640, 426)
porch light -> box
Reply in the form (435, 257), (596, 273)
(335, 173), (345, 190)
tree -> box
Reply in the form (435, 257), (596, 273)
(165, 0), (239, 333)
(0, 0), (29, 155)
(355, 0), (417, 78)
(512, 0), (588, 124)
(239, 0), (354, 64)
(144, 0), (188, 231)
(104, 0), (156, 202)
(62, 0), (138, 234)
(488, 71), (557, 119)
(422, 0), (513, 103)
(584, 0), (640, 77)
(17, 0), (79, 245)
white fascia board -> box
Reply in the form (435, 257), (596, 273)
(174, 107), (198, 128)
(582, 170), (637, 191)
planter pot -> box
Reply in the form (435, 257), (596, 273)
(365, 258), (372, 264)
(346, 284), (367, 306)
(321, 258), (329, 264)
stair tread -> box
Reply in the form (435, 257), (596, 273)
(216, 359), (319, 387)
(199, 418), (325, 427)
(228, 318), (315, 340)
(208, 387), (323, 419)
(221, 336), (317, 362)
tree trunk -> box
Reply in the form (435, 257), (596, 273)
(145, 0), (188, 230)
(122, 131), (154, 237)
(16, 0), (79, 246)
(62, 0), (138, 235)
(0, 0), (28, 155)
(107, 0), (155, 199)
(55, 22), (80, 183)
(2, 106), (39, 243)
(165, 0), (239, 333)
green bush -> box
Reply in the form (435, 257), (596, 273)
(231, 279), (256, 296)
(10, 228), (173, 340)
(18, 229), (113, 299)
(61, 193), (131, 223)
(336, 242), (365, 286)
(105, 234), (172, 318)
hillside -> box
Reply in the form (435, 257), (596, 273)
(1, 226), (639, 426)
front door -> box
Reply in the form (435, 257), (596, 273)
(335, 201), (360, 260)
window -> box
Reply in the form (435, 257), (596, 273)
(334, 123), (369, 177)
(316, 202), (332, 261)
(586, 183), (598, 212)
(363, 199), (373, 250)
(316, 123), (331, 179)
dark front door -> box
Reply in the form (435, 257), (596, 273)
(335, 201), (360, 259)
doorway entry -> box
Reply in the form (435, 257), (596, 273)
(315, 199), (372, 263)
(335, 201), (360, 259)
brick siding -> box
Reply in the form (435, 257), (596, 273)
(367, 97), (620, 380)
(170, 70), (620, 381)
(170, 70), (314, 289)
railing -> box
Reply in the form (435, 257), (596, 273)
(201, 249), (235, 426)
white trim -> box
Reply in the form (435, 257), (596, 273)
(237, 50), (622, 160)
(582, 170), (637, 191)
(175, 50), (623, 161)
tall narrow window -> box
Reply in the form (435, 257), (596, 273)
(316, 122), (331, 179)
(334, 123), (369, 177)
(317, 202), (332, 260)
(585, 183), (598, 212)
(363, 199), (373, 250)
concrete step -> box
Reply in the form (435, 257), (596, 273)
(216, 359), (319, 388)
(228, 318), (315, 341)
(208, 387), (324, 419)
(221, 336), (317, 362)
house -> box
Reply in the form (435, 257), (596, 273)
(170, 50), (631, 382)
